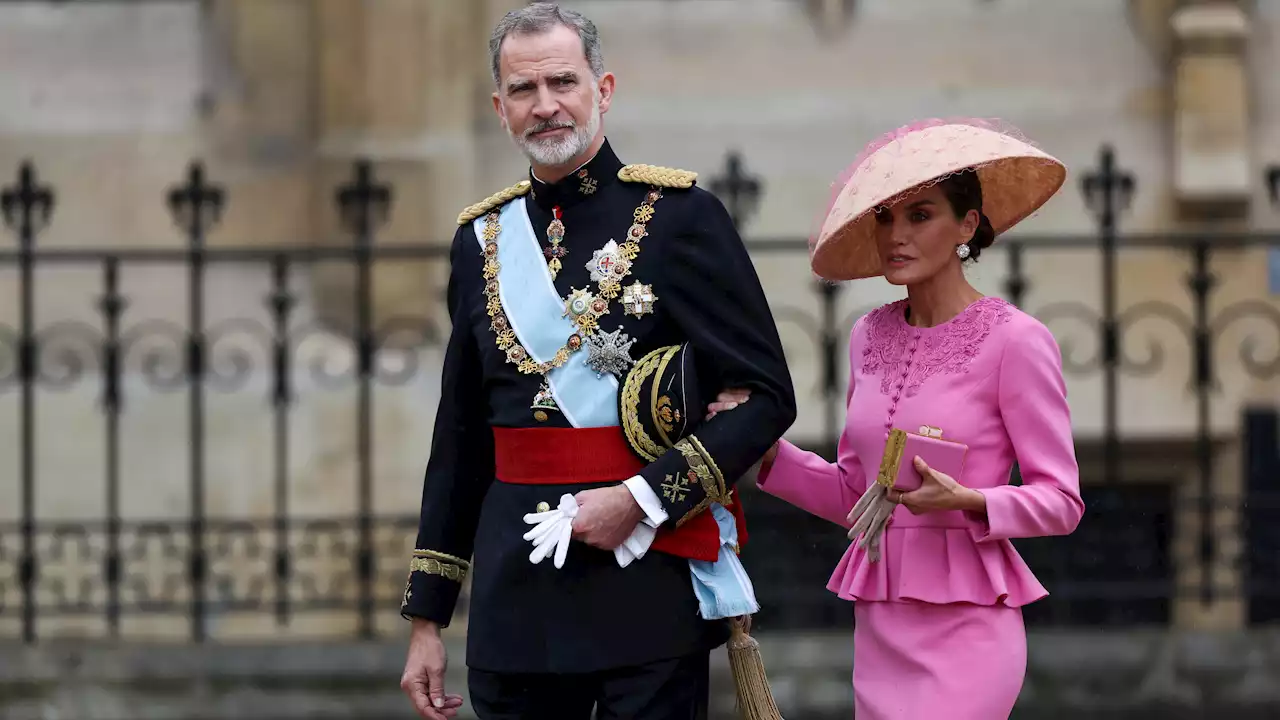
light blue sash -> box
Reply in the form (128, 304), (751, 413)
(688, 503), (761, 619)
(473, 197), (619, 429)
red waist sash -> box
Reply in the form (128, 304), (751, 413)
(492, 426), (747, 562)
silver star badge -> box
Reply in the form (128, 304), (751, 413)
(584, 327), (636, 377)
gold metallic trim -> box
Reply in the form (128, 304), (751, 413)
(672, 435), (731, 527)
(649, 346), (680, 449)
(620, 346), (675, 462)
(685, 435), (726, 500)
(877, 428), (907, 489)
(412, 548), (471, 569)
(481, 190), (664, 377)
(456, 180), (531, 224)
(409, 557), (468, 583)
(675, 496), (713, 528)
(618, 164), (697, 189)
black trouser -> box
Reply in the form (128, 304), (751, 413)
(466, 651), (710, 720)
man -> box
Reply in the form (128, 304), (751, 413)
(399, 4), (796, 719)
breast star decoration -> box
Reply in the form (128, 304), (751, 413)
(563, 287), (608, 334)
(587, 240), (632, 284)
(622, 281), (657, 318)
(584, 327), (637, 378)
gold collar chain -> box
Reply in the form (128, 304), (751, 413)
(481, 187), (664, 376)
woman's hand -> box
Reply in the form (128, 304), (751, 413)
(705, 388), (751, 420)
(704, 388), (778, 465)
(897, 456), (986, 515)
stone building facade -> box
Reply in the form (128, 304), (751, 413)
(1, 0), (1279, 644)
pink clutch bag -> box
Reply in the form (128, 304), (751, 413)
(876, 426), (969, 492)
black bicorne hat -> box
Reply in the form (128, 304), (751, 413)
(618, 343), (705, 462)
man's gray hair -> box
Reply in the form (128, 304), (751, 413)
(489, 3), (605, 86)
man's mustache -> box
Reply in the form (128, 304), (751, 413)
(524, 120), (576, 138)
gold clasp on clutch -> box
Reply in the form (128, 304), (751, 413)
(876, 428), (907, 489)
(877, 426), (947, 488)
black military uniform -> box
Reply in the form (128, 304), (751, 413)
(402, 138), (796, 717)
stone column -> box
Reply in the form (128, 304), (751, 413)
(1170, 1), (1252, 221)
(310, 0), (496, 336)
(201, 0), (318, 246)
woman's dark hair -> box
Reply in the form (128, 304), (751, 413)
(937, 169), (995, 262)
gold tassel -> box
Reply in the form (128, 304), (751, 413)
(726, 615), (784, 720)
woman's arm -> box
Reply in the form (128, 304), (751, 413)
(973, 318), (1085, 542)
(755, 322), (866, 527)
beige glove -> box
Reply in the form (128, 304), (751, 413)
(846, 484), (896, 562)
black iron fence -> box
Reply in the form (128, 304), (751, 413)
(2, 148), (1280, 643)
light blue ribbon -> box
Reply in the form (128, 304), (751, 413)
(688, 503), (761, 619)
(473, 197), (619, 428)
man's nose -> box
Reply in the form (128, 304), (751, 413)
(532, 85), (558, 118)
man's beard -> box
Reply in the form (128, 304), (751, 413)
(507, 92), (601, 168)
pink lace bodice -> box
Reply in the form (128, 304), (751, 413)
(860, 296), (1014, 398)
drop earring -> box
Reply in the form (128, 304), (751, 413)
(956, 243), (971, 260)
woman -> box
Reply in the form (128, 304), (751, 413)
(710, 119), (1085, 719)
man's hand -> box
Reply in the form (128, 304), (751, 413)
(572, 484), (646, 551)
(400, 619), (465, 719)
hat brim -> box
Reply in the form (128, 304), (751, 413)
(811, 126), (1067, 282)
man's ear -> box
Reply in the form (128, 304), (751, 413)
(596, 72), (616, 114)
(491, 92), (507, 130)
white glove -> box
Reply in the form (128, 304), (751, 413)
(522, 493), (577, 569)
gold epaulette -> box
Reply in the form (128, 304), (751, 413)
(456, 180), (533, 225)
(618, 164), (697, 189)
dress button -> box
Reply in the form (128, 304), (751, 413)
(536, 501), (550, 513)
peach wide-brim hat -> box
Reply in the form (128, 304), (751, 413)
(810, 118), (1067, 282)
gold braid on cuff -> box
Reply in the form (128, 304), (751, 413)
(672, 435), (730, 527)
(409, 549), (470, 583)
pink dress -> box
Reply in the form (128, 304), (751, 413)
(757, 296), (1084, 719)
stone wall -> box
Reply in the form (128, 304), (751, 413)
(3, 0), (1280, 644)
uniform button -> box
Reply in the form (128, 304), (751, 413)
(536, 501), (550, 513)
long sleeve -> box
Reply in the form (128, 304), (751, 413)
(400, 227), (495, 626)
(635, 189), (797, 527)
(756, 321), (866, 527)
(973, 318), (1084, 542)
